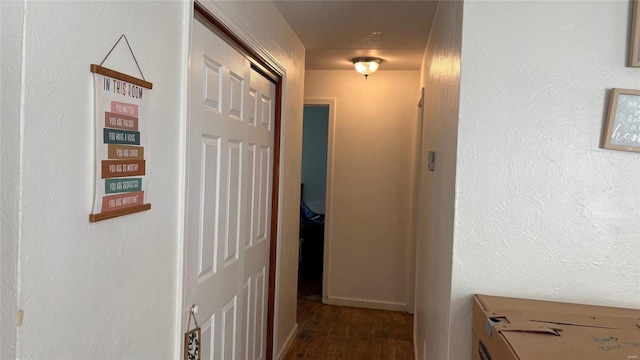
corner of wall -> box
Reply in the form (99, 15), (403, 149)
(173, 2), (193, 358)
(276, 323), (298, 360)
(413, 0), (464, 359)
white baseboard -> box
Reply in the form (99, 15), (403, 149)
(322, 295), (407, 312)
(276, 323), (299, 360)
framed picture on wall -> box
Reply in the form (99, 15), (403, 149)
(602, 88), (640, 152)
(183, 327), (200, 360)
(629, 0), (640, 66)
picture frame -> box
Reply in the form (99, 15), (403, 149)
(184, 327), (201, 360)
(602, 88), (640, 152)
(629, 0), (640, 67)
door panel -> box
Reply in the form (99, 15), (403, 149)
(254, 267), (266, 360)
(242, 69), (275, 360)
(187, 17), (275, 360)
(221, 296), (238, 359)
(242, 279), (252, 359)
(199, 136), (220, 279)
(246, 144), (257, 247)
(204, 57), (222, 112)
(225, 140), (242, 266)
(200, 315), (215, 360)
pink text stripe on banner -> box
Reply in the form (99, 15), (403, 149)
(105, 112), (139, 131)
(111, 101), (139, 117)
(101, 191), (144, 212)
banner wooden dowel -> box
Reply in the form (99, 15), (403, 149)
(89, 204), (151, 223)
(90, 65), (153, 89)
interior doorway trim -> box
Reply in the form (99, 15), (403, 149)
(179, 2), (286, 360)
(303, 98), (336, 303)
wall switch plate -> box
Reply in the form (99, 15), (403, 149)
(428, 151), (436, 171)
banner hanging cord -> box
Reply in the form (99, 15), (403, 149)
(99, 34), (146, 81)
(187, 305), (199, 330)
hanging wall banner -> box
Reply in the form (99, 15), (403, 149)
(89, 64), (152, 222)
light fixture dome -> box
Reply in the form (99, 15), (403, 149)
(352, 57), (382, 79)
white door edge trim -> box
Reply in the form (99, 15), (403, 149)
(174, 2), (195, 359)
(302, 98), (336, 303)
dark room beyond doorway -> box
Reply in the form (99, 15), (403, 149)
(298, 105), (329, 300)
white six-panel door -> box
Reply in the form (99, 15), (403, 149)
(186, 18), (275, 360)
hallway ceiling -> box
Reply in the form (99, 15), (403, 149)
(272, 0), (439, 71)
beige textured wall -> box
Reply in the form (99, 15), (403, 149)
(305, 70), (419, 310)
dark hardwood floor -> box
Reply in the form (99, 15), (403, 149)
(288, 221), (413, 359)
(283, 297), (414, 360)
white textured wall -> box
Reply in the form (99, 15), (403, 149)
(15, 1), (187, 357)
(452, 2), (640, 359)
(194, 2), (306, 358)
(0, 2), (23, 358)
(305, 70), (418, 310)
(6, 0), (305, 358)
(414, 1), (463, 359)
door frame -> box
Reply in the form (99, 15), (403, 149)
(302, 98), (336, 303)
(409, 87), (425, 316)
(179, 3), (285, 359)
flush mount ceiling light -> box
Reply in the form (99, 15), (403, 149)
(352, 57), (382, 79)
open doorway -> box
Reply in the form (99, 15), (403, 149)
(298, 104), (330, 301)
